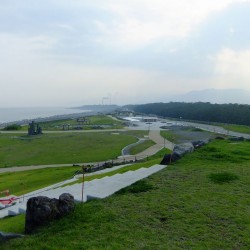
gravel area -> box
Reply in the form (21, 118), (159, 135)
(167, 125), (213, 143)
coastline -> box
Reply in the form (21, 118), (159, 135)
(0, 110), (96, 128)
(0, 105), (119, 128)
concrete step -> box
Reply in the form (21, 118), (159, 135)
(85, 165), (166, 200)
(0, 208), (9, 218)
(8, 204), (26, 216)
(0, 164), (167, 219)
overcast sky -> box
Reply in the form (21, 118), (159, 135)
(0, 0), (250, 107)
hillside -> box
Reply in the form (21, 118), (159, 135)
(126, 102), (250, 126)
(2, 139), (250, 249)
(169, 89), (250, 105)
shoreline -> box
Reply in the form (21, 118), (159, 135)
(0, 105), (119, 128)
(0, 111), (97, 128)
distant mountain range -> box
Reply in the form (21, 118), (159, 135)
(168, 89), (250, 105)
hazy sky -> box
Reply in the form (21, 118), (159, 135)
(1, 0), (250, 107)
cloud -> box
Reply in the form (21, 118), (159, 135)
(1, 0), (250, 107)
(214, 48), (250, 78)
(0, 43), (166, 106)
(93, 0), (248, 49)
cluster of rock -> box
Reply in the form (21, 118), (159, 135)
(228, 136), (245, 141)
(25, 193), (75, 234)
(160, 140), (209, 165)
(80, 158), (143, 174)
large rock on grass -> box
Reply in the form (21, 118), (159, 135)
(192, 139), (209, 148)
(160, 152), (180, 165)
(160, 142), (195, 165)
(173, 142), (194, 157)
(228, 136), (244, 141)
(25, 193), (75, 234)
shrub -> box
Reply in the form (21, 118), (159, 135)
(116, 180), (154, 194)
(3, 124), (22, 131)
(209, 172), (239, 184)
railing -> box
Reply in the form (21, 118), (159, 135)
(79, 154), (156, 174)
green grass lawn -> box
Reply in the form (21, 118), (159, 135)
(129, 140), (156, 155)
(221, 124), (250, 134)
(0, 146), (168, 199)
(160, 130), (178, 143)
(1, 115), (124, 131)
(0, 148), (169, 197)
(0, 132), (137, 167)
(2, 139), (250, 249)
(72, 157), (167, 185)
(90, 115), (122, 126)
(120, 130), (149, 138)
(0, 166), (80, 197)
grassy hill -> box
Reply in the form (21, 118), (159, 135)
(0, 132), (137, 167)
(2, 139), (250, 249)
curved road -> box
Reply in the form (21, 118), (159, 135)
(0, 129), (171, 174)
(1, 118), (250, 173)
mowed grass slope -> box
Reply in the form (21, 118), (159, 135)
(0, 166), (80, 196)
(2, 139), (250, 249)
(0, 149), (170, 197)
(129, 140), (156, 155)
(0, 133), (137, 167)
(221, 124), (250, 134)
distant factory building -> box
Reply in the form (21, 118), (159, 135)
(141, 117), (158, 122)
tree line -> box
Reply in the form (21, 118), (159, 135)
(126, 102), (250, 126)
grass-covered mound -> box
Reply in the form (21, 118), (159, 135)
(2, 139), (250, 249)
(0, 132), (137, 167)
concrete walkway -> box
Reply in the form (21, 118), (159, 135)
(149, 130), (174, 149)
(133, 130), (173, 159)
(0, 130), (172, 174)
(0, 164), (167, 219)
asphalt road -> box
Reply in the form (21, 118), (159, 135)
(1, 118), (249, 173)
(127, 118), (250, 139)
(0, 129), (171, 174)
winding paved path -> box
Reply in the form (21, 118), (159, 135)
(0, 130), (172, 174)
(1, 117), (249, 174)
(133, 130), (173, 159)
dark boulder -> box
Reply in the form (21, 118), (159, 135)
(173, 142), (194, 157)
(58, 193), (75, 215)
(228, 137), (245, 141)
(192, 140), (209, 148)
(25, 193), (75, 234)
(160, 152), (180, 165)
(161, 142), (200, 165)
(215, 136), (225, 140)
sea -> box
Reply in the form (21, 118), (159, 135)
(0, 107), (90, 124)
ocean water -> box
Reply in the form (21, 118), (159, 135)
(0, 107), (88, 124)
